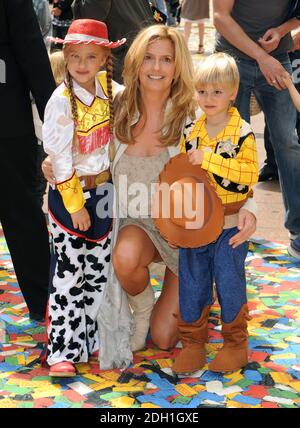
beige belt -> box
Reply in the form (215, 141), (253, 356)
(81, 170), (111, 191)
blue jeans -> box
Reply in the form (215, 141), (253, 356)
(154, 0), (167, 14)
(179, 228), (248, 324)
(235, 53), (300, 234)
(263, 51), (300, 173)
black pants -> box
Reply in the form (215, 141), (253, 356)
(0, 134), (50, 316)
(36, 142), (47, 209)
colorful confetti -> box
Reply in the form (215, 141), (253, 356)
(1, 226), (300, 408)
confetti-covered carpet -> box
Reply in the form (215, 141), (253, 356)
(1, 226), (300, 408)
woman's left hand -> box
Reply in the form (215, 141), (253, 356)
(229, 208), (256, 248)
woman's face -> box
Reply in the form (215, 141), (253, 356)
(138, 38), (176, 95)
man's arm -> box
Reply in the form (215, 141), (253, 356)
(213, 0), (270, 62)
(259, 18), (300, 53)
(213, 0), (288, 89)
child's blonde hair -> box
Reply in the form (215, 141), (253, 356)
(49, 51), (65, 86)
(195, 52), (240, 90)
(115, 24), (196, 147)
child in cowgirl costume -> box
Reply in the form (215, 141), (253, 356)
(42, 19), (125, 377)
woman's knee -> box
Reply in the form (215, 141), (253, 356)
(112, 241), (140, 275)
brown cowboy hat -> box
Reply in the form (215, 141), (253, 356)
(153, 154), (224, 248)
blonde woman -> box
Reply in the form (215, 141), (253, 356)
(43, 25), (257, 370)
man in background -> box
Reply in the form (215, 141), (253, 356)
(73, 0), (154, 83)
(0, 0), (56, 321)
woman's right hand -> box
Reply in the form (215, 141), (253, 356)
(42, 156), (56, 184)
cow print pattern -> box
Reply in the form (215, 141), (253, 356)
(46, 218), (111, 365)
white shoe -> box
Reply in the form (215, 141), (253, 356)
(289, 231), (299, 241)
(127, 284), (155, 352)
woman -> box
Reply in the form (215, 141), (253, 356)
(43, 25), (257, 370)
(181, 0), (210, 54)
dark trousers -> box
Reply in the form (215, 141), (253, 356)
(36, 142), (47, 209)
(0, 134), (50, 316)
(50, 25), (69, 52)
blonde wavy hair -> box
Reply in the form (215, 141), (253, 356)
(114, 25), (196, 147)
(195, 52), (240, 90)
(49, 51), (65, 86)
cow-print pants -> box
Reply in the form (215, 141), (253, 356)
(46, 219), (111, 366)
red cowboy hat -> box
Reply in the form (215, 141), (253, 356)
(153, 154), (224, 248)
(49, 19), (126, 49)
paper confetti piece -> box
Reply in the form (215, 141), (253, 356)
(263, 395), (294, 405)
(175, 384), (197, 397)
(67, 381), (94, 395)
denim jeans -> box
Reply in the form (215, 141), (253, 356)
(179, 228), (248, 324)
(263, 51), (300, 173)
(154, 0), (167, 14)
(235, 53), (300, 234)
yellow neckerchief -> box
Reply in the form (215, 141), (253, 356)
(63, 72), (111, 154)
(186, 107), (242, 150)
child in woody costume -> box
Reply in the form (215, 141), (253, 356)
(172, 53), (259, 374)
(42, 19), (125, 377)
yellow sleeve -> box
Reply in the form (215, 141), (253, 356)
(56, 172), (85, 214)
(201, 133), (259, 186)
(180, 135), (187, 154)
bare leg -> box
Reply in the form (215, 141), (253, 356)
(151, 267), (179, 350)
(113, 225), (179, 350)
(198, 23), (205, 53)
(184, 21), (192, 45)
(112, 225), (160, 295)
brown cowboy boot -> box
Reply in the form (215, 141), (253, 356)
(208, 304), (251, 372)
(172, 305), (211, 375)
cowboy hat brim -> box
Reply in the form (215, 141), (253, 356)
(48, 36), (126, 49)
(154, 154), (224, 248)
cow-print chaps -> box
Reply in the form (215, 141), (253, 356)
(46, 218), (111, 366)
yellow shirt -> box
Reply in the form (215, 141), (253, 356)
(180, 107), (258, 205)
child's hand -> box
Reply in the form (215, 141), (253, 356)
(42, 156), (56, 185)
(292, 31), (300, 51)
(51, 7), (62, 17)
(282, 72), (293, 90)
(187, 149), (204, 165)
(168, 242), (178, 249)
(71, 207), (91, 231)
(282, 71), (293, 89)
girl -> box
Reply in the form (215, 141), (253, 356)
(42, 19), (125, 377)
(173, 53), (258, 374)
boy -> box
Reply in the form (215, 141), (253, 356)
(173, 53), (258, 374)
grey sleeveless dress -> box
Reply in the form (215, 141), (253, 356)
(114, 150), (178, 275)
